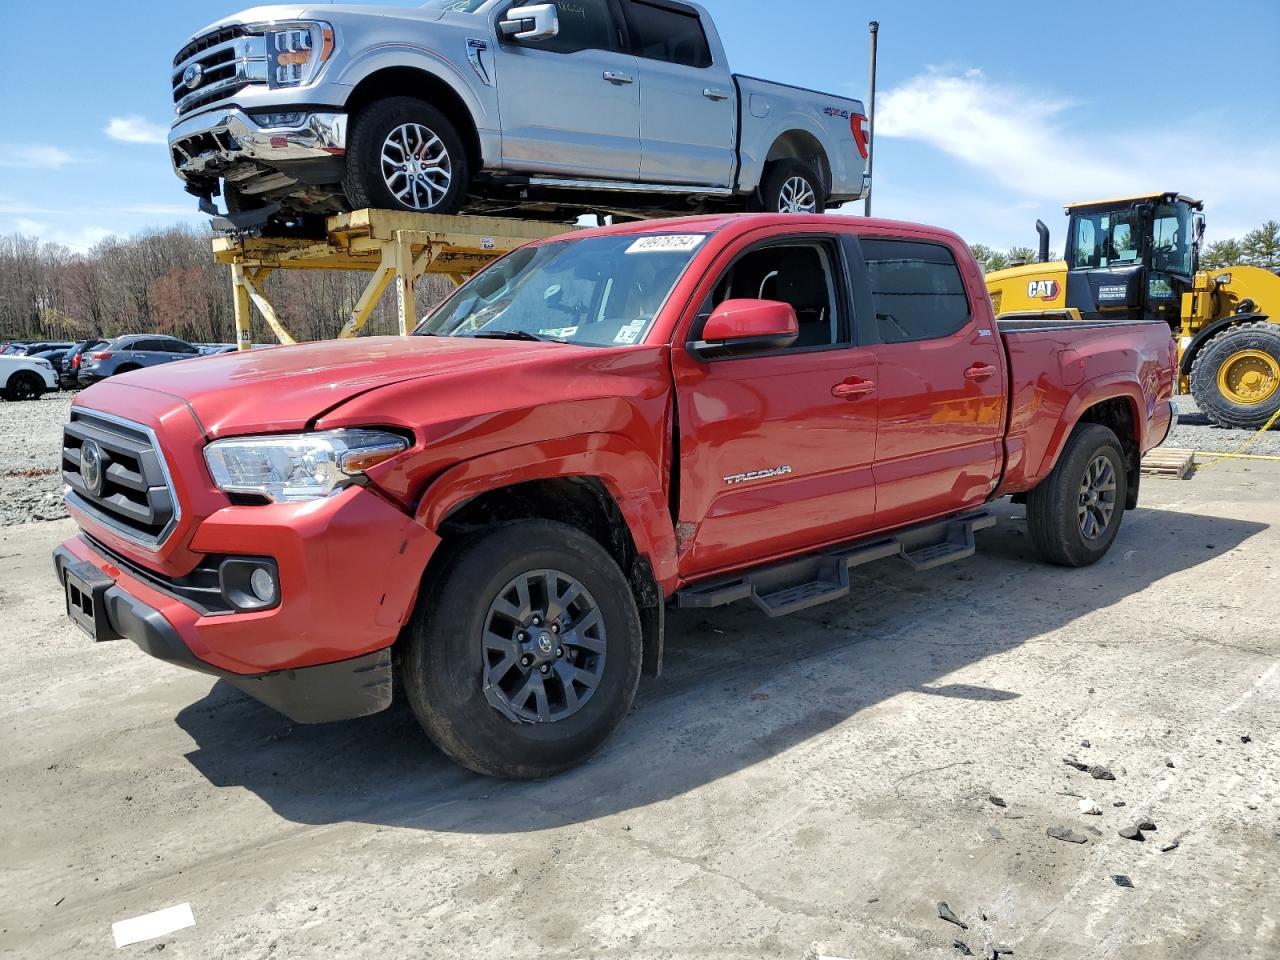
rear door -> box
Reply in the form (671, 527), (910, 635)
(672, 228), (879, 577)
(495, 0), (642, 180)
(619, 0), (735, 187)
(853, 234), (1006, 529)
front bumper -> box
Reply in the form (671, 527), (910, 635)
(168, 108), (347, 182)
(54, 482), (440, 723)
(54, 545), (391, 722)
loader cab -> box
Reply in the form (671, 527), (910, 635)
(1063, 192), (1203, 328)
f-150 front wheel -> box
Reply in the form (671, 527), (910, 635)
(402, 519), (642, 778)
(343, 97), (469, 215)
(1026, 423), (1128, 567)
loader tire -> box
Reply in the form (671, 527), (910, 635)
(1027, 423), (1127, 567)
(1188, 320), (1280, 430)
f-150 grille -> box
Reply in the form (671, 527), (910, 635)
(62, 411), (179, 546)
(171, 28), (267, 116)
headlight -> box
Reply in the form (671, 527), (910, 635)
(204, 429), (407, 503)
(265, 21), (335, 89)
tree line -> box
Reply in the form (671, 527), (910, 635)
(0, 226), (456, 344)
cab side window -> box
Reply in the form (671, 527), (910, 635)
(623, 0), (712, 67)
(700, 240), (845, 350)
(526, 0), (618, 54)
(861, 239), (971, 344)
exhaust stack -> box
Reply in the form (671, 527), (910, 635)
(1036, 220), (1050, 263)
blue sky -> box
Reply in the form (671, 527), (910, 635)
(2, 0), (1277, 252)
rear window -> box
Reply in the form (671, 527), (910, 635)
(861, 239), (971, 343)
(624, 0), (712, 67)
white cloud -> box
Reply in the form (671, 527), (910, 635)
(1, 218), (113, 252)
(105, 115), (169, 145)
(875, 68), (1280, 247)
(0, 144), (78, 169)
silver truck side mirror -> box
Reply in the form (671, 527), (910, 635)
(499, 4), (560, 42)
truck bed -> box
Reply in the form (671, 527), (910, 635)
(997, 318), (1176, 495)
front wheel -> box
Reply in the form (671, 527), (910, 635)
(343, 97), (469, 215)
(1188, 320), (1280, 430)
(402, 519), (642, 778)
(4, 371), (45, 401)
(1026, 423), (1128, 567)
(753, 159), (826, 214)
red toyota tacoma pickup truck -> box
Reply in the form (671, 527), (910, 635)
(54, 214), (1175, 778)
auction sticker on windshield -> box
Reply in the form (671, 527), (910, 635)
(626, 235), (705, 254)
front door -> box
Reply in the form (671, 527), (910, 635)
(854, 235), (1005, 529)
(673, 234), (879, 577)
(619, 0), (735, 186)
(495, 0), (641, 180)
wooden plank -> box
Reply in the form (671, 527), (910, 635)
(1141, 448), (1195, 479)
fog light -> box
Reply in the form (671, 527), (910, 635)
(250, 567), (276, 603)
(252, 112), (306, 128)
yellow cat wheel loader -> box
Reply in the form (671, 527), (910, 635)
(985, 192), (1280, 430)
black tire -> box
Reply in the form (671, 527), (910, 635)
(3, 370), (44, 401)
(343, 97), (469, 215)
(1188, 320), (1280, 430)
(113, 365), (140, 376)
(1026, 423), (1128, 567)
(753, 159), (826, 214)
(402, 519), (642, 778)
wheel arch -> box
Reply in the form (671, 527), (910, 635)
(344, 63), (484, 174)
(1033, 387), (1145, 510)
(1180, 312), (1271, 376)
(763, 128), (831, 197)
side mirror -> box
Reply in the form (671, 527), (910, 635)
(499, 4), (560, 42)
(691, 299), (799, 358)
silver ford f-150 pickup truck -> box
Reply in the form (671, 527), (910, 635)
(168, 0), (870, 230)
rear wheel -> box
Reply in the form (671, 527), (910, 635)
(1026, 423), (1128, 567)
(1189, 320), (1280, 430)
(3, 370), (44, 401)
(343, 97), (469, 215)
(753, 160), (826, 214)
(402, 519), (642, 778)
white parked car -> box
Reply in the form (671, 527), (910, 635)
(1, 354), (58, 401)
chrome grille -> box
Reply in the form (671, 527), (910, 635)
(172, 28), (267, 116)
(62, 411), (179, 546)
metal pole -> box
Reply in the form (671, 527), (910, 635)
(864, 20), (879, 217)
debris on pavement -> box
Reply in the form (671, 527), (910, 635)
(1081, 740), (1091, 748)
(1118, 823), (1145, 841)
(1161, 841), (1180, 852)
(938, 901), (968, 929)
(1063, 757), (1089, 772)
(1078, 798), (1102, 815)
(1113, 875), (1134, 888)
(1113, 801), (1126, 807)
(111, 903), (196, 949)
(1241, 734), (1252, 744)
(1165, 758), (1176, 768)
(988, 793), (1007, 808)
(1136, 817), (1157, 831)
(1088, 764), (1115, 780)
(1047, 826), (1089, 844)
(953, 940), (974, 956)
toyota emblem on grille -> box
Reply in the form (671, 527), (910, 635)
(182, 63), (204, 90)
(80, 439), (105, 497)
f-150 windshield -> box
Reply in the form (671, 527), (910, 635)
(415, 234), (706, 346)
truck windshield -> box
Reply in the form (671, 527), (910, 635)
(415, 234), (706, 346)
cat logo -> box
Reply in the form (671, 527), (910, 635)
(1027, 279), (1061, 301)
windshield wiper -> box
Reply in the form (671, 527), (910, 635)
(470, 330), (548, 342)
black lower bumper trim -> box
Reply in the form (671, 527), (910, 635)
(53, 545), (393, 723)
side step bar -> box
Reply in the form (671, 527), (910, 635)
(675, 510), (997, 618)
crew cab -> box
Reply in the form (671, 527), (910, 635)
(54, 214), (1175, 778)
(167, 0), (868, 231)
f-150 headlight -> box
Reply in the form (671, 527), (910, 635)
(265, 21), (335, 89)
(204, 429), (407, 503)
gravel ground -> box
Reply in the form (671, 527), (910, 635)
(0, 392), (73, 526)
(0, 390), (1276, 527)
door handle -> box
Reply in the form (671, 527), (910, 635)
(603, 70), (634, 84)
(832, 378), (876, 399)
(702, 87), (730, 101)
(964, 363), (996, 381)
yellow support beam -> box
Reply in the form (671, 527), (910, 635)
(213, 209), (569, 347)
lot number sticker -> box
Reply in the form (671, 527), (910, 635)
(626, 234), (705, 254)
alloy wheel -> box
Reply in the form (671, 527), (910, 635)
(380, 122), (453, 211)
(481, 568), (607, 724)
(1077, 454), (1117, 540)
(778, 176), (817, 213)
